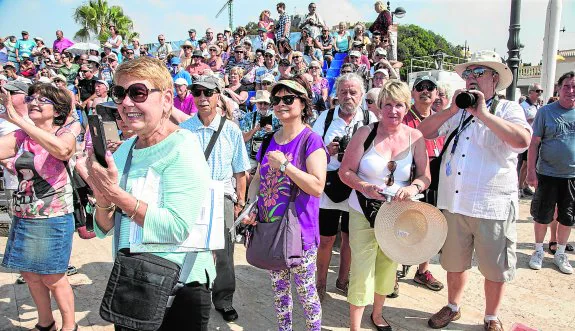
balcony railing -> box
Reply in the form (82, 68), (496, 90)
(519, 65), (541, 78)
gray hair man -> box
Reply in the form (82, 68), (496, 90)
(419, 50), (531, 331)
(311, 73), (377, 301)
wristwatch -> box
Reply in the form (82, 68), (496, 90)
(280, 160), (290, 173)
(412, 183), (423, 193)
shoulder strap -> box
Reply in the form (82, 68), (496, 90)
(489, 95), (500, 115)
(322, 108), (335, 140)
(438, 114), (474, 159)
(363, 122), (379, 151)
(362, 107), (370, 126)
(251, 110), (258, 129)
(256, 131), (275, 163)
(113, 139), (138, 257)
(204, 116), (227, 161)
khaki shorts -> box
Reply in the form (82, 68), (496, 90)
(439, 203), (517, 283)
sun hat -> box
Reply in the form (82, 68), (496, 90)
(274, 80), (308, 95)
(80, 64), (91, 71)
(103, 42), (113, 49)
(52, 74), (67, 83)
(21, 31), (29, 35)
(309, 60), (321, 68)
(374, 201), (448, 266)
(191, 75), (221, 92)
(180, 40), (193, 48)
(243, 39), (252, 45)
(174, 78), (188, 86)
(209, 44), (221, 54)
(252, 90), (271, 103)
(88, 55), (100, 63)
(106, 52), (118, 61)
(4, 80), (31, 94)
(374, 47), (387, 56)
(261, 73), (276, 83)
(33, 37), (44, 42)
(192, 50), (204, 58)
(454, 50), (513, 91)
(37, 76), (52, 84)
(3, 62), (16, 69)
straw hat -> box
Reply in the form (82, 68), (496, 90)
(454, 50), (513, 91)
(252, 90), (271, 103)
(374, 201), (447, 266)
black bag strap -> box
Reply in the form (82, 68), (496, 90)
(362, 106), (370, 126)
(251, 110), (258, 129)
(63, 160), (87, 227)
(257, 131), (275, 163)
(113, 139), (138, 256)
(363, 122), (379, 151)
(204, 116), (227, 161)
(322, 108), (335, 140)
(437, 114), (474, 160)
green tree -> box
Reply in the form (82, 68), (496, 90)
(244, 22), (259, 35)
(395, 24), (463, 79)
(73, 0), (139, 44)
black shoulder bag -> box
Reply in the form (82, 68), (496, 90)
(100, 139), (196, 331)
(322, 108), (370, 203)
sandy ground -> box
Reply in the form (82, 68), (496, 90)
(1, 198), (574, 331)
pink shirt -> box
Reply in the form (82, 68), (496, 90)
(53, 38), (75, 53)
(186, 62), (211, 76)
(174, 93), (198, 115)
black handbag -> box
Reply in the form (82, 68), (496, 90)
(324, 170), (352, 203)
(99, 139), (196, 331)
(354, 190), (383, 228)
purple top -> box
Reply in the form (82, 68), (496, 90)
(52, 38), (75, 53)
(256, 127), (328, 249)
(174, 93), (198, 115)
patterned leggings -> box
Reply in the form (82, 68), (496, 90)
(269, 246), (322, 331)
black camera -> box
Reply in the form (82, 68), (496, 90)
(333, 135), (351, 162)
(455, 91), (477, 109)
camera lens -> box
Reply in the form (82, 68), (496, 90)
(455, 92), (477, 109)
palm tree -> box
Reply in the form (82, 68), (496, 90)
(73, 0), (139, 44)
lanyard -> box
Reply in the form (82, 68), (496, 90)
(410, 107), (439, 155)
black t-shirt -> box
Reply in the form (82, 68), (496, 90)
(78, 78), (97, 102)
(232, 85), (249, 112)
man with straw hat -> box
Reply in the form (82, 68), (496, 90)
(418, 50), (532, 331)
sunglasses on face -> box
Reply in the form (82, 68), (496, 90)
(191, 88), (216, 97)
(159, 39), (165, 41)
(271, 94), (297, 106)
(25, 95), (54, 105)
(366, 99), (375, 105)
(111, 83), (161, 104)
(107, 58), (116, 63)
(385, 161), (397, 186)
(264, 54), (274, 58)
(414, 84), (436, 92)
(532, 89), (543, 93)
(461, 67), (495, 80)
(80, 70), (90, 73)
(292, 56), (301, 59)
(235, 51), (244, 54)
(341, 70), (352, 74)
(183, 46), (192, 50)
(262, 81), (273, 86)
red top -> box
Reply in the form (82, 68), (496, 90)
(403, 107), (445, 159)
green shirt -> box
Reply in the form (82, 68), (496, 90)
(58, 64), (80, 85)
(94, 130), (215, 284)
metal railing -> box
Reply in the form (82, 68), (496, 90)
(519, 65), (542, 78)
(408, 53), (467, 74)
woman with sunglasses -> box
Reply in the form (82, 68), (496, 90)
(339, 80), (430, 331)
(224, 66), (249, 113)
(242, 76), (328, 330)
(291, 51), (307, 76)
(308, 61), (328, 102)
(86, 57), (213, 330)
(57, 52), (79, 91)
(0, 83), (81, 331)
(207, 45), (224, 75)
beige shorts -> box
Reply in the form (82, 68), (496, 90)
(439, 204), (517, 283)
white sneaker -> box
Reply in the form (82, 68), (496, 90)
(529, 250), (544, 270)
(553, 253), (574, 274)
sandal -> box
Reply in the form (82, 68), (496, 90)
(66, 265), (78, 276)
(59, 323), (78, 331)
(386, 279), (399, 298)
(32, 321), (55, 331)
(567, 243), (574, 252)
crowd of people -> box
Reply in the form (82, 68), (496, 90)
(1, 1), (574, 331)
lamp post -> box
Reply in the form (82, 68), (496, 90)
(386, 2), (406, 62)
(506, 0), (521, 101)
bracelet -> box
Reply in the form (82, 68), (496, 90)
(96, 202), (116, 211)
(129, 199), (141, 220)
(412, 183), (423, 193)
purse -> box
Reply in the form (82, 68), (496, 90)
(99, 139), (196, 331)
(245, 129), (312, 270)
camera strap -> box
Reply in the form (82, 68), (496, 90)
(322, 107), (370, 140)
(204, 116), (227, 161)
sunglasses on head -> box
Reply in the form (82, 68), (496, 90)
(191, 88), (216, 97)
(24, 95), (54, 105)
(271, 94), (297, 106)
(415, 84), (436, 92)
(461, 67), (495, 80)
(111, 83), (161, 104)
(385, 161), (397, 186)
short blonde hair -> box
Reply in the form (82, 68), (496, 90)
(229, 66), (245, 79)
(378, 80), (411, 109)
(375, 1), (387, 12)
(114, 56), (173, 91)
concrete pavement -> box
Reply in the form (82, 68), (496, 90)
(1, 198), (574, 330)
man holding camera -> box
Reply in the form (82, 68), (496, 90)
(418, 50), (531, 331)
(312, 73), (377, 302)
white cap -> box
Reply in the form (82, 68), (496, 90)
(349, 50), (361, 58)
(38, 76), (52, 84)
(174, 78), (188, 86)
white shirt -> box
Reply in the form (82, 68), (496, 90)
(312, 106), (377, 211)
(436, 99), (532, 220)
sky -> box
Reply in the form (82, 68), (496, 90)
(1, 0), (574, 64)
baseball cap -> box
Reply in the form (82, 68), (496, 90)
(52, 74), (67, 83)
(34, 37), (44, 42)
(374, 48), (387, 56)
(21, 31), (29, 35)
(95, 80), (109, 89)
(374, 68), (389, 77)
(352, 40), (363, 47)
(174, 78), (188, 86)
(4, 80), (31, 94)
(107, 53), (118, 61)
(264, 49), (276, 56)
(170, 57), (181, 65)
(192, 50), (203, 58)
(21, 54), (30, 59)
(3, 62), (16, 69)
(413, 75), (437, 88)
(349, 50), (361, 58)
(88, 55), (100, 63)
(243, 39), (252, 45)
(261, 73), (275, 83)
(80, 64), (91, 71)
(258, 27), (268, 33)
(191, 75), (221, 92)
(188, 28), (196, 33)
(278, 59), (291, 67)
(103, 42), (113, 49)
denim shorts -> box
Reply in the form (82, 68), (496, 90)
(2, 214), (74, 274)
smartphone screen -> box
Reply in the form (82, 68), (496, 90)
(87, 115), (109, 168)
(103, 121), (121, 143)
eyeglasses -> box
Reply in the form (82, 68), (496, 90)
(414, 84), (436, 92)
(366, 99), (375, 105)
(111, 83), (161, 104)
(210, 49), (217, 52)
(25, 95), (54, 105)
(461, 67), (495, 80)
(264, 54), (274, 58)
(385, 161), (397, 186)
(271, 94), (297, 106)
(190, 88), (216, 97)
